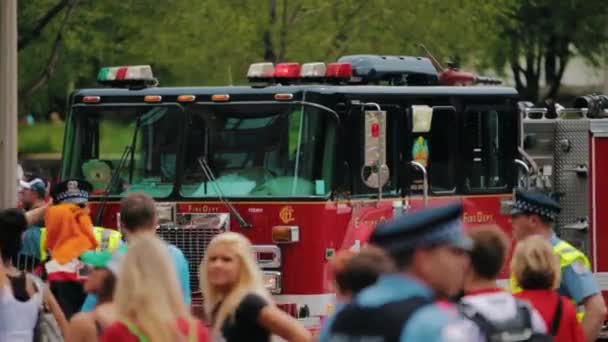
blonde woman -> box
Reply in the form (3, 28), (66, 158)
(512, 235), (585, 342)
(200, 232), (311, 342)
(101, 235), (209, 342)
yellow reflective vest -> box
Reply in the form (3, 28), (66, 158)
(39, 226), (122, 261)
(510, 239), (591, 322)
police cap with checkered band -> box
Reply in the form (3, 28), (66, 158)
(51, 179), (93, 204)
(510, 189), (561, 221)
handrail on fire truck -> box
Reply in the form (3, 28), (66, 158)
(410, 161), (429, 207)
(514, 159), (531, 189)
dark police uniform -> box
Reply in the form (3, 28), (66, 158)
(319, 203), (474, 342)
(509, 190), (599, 322)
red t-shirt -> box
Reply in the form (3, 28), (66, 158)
(101, 317), (209, 342)
(514, 289), (585, 342)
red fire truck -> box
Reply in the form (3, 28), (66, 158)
(59, 55), (608, 330)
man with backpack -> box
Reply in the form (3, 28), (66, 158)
(459, 226), (552, 341)
(320, 202), (475, 341)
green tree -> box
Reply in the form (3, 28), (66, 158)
(485, 0), (608, 102)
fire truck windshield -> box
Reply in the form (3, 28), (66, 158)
(180, 102), (337, 198)
(62, 105), (183, 198)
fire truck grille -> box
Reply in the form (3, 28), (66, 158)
(156, 225), (222, 298)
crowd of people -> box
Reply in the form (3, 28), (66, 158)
(0, 174), (606, 341)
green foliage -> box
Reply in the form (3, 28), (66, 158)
(480, 0), (608, 101)
(18, 122), (65, 153)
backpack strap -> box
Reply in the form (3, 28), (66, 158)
(551, 295), (563, 336)
(458, 302), (499, 337)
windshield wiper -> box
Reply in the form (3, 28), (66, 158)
(95, 117), (141, 226)
(197, 157), (251, 229)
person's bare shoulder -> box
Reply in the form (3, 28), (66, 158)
(66, 312), (97, 342)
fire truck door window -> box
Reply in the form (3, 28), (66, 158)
(181, 103), (336, 197)
(62, 105), (181, 198)
(462, 108), (511, 193)
(410, 107), (457, 194)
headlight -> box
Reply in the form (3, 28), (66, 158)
(252, 245), (281, 268)
(263, 271), (282, 294)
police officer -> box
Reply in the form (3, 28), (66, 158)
(37, 179), (122, 262)
(320, 203), (473, 341)
(509, 189), (607, 342)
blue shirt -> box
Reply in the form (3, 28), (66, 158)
(80, 243), (191, 311)
(319, 274), (467, 342)
(550, 234), (600, 304)
(20, 225), (42, 259)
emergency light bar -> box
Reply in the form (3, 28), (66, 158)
(97, 65), (157, 88)
(246, 61), (353, 83)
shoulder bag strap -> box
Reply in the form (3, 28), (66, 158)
(550, 294), (563, 336)
(121, 318), (151, 342)
(188, 318), (198, 342)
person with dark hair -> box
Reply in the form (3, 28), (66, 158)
(80, 192), (191, 312)
(0, 208), (68, 340)
(331, 246), (394, 303)
(320, 203), (474, 341)
(66, 251), (118, 341)
(510, 190), (606, 341)
(459, 226), (548, 341)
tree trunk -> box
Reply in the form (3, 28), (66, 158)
(18, 0), (78, 102)
(278, 0), (288, 61)
(18, 0), (70, 51)
(545, 36), (557, 86)
(544, 54), (570, 100)
(263, 0), (277, 62)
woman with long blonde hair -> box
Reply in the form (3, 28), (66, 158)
(101, 235), (208, 342)
(512, 235), (585, 342)
(200, 232), (311, 342)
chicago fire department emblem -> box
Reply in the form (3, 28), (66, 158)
(279, 206), (295, 224)
(412, 136), (429, 167)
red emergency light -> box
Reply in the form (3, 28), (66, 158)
(371, 123), (380, 138)
(325, 62), (352, 81)
(274, 63), (301, 79)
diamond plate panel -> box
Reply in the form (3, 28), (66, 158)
(554, 120), (590, 253)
